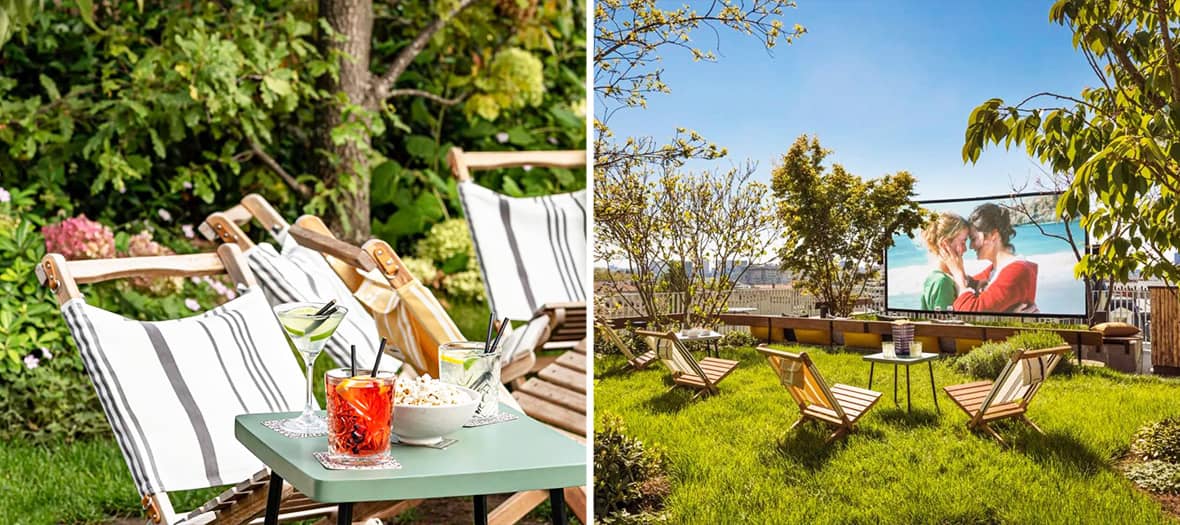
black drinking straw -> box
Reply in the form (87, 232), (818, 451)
(314, 299), (337, 316)
(349, 344), (357, 377)
(483, 310), (495, 353)
(486, 317), (510, 355)
(303, 300), (339, 335)
(370, 337), (387, 376)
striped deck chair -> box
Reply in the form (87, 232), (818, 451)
(201, 203), (402, 376)
(636, 330), (738, 398)
(597, 323), (656, 370)
(448, 147), (587, 346)
(756, 346), (882, 443)
(34, 244), (414, 524)
(943, 345), (1071, 445)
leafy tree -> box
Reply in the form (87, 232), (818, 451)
(772, 134), (925, 317)
(962, 0), (1180, 284)
(596, 162), (777, 327)
(0, 1), (583, 244)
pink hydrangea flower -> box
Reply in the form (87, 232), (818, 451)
(158, 209), (172, 222)
(182, 224), (195, 239)
(43, 215), (116, 260)
(185, 298), (201, 311)
(0, 187), (10, 203)
(182, 181), (193, 190)
(40, 347), (52, 360)
(495, 132), (509, 143)
(23, 354), (39, 369)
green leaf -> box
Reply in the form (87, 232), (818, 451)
(440, 253), (469, 274)
(507, 126), (535, 146)
(405, 135), (437, 161)
(39, 74), (60, 101)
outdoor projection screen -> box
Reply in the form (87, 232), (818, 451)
(885, 192), (1086, 317)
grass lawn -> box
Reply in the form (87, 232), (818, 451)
(595, 344), (1180, 524)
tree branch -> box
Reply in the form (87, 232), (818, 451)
(1153, 0), (1180, 104)
(248, 138), (312, 198)
(386, 88), (465, 106)
(370, 0), (477, 103)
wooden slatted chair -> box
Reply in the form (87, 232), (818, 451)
(757, 346), (882, 443)
(596, 323), (656, 370)
(35, 244), (420, 524)
(943, 345), (1071, 445)
(636, 330), (738, 398)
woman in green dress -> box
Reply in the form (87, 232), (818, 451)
(920, 212), (970, 310)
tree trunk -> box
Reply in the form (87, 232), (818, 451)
(317, 0), (374, 243)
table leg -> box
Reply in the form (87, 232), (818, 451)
(473, 495), (488, 525)
(893, 364), (898, 405)
(336, 503), (353, 525)
(929, 361), (940, 413)
(264, 471), (283, 525)
(868, 362), (875, 390)
(550, 488), (568, 525)
(906, 365), (912, 413)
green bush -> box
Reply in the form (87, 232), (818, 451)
(1131, 418), (1180, 463)
(720, 330), (759, 349)
(952, 331), (1071, 379)
(594, 414), (670, 522)
(1125, 460), (1180, 494)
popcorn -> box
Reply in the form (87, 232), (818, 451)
(395, 376), (466, 406)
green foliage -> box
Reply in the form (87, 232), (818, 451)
(0, 0), (40, 47)
(1125, 461), (1180, 495)
(1131, 418), (1180, 463)
(466, 47), (545, 121)
(952, 331), (1071, 379)
(961, 0), (1180, 284)
(771, 134), (926, 317)
(719, 331), (759, 350)
(594, 414), (670, 522)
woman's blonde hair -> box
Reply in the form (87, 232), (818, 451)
(921, 212), (969, 253)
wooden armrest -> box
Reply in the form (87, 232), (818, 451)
(287, 225), (377, 272)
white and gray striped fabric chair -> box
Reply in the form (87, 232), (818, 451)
(944, 345), (1071, 445)
(243, 233), (402, 373)
(63, 288), (303, 502)
(457, 181), (587, 321)
(38, 245), (384, 524)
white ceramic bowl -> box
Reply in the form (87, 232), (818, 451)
(392, 385), (479, 445)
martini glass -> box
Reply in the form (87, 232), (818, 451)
(275, 301), (348, 434)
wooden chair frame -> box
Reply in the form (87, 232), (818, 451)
(756, 346), (882, 444)
(635, 330), (738, 399)
(202, 195), (584, 525)
(943, 345), (1071, 445)
(596, 323), (656, 370)
(35, 244), (367, 524)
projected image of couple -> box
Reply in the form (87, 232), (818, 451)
(920, 203), (1038, 314)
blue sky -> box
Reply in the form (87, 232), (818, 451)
(600, 1), (1096, 200)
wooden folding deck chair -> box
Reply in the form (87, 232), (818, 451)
(36, 244), (422, 524)
(757, 346), (882, 443)
(636, 330), (738, 398)
(596, 323), (656, 370)
(943, 345), (1071, 445)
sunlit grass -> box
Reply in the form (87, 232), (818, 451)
(595, 345), (1180, 524)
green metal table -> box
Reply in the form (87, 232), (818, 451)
(235, 405), (586, 525)
(863, 352), (940, 414)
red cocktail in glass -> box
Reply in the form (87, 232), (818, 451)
(325, 368), (395, 466)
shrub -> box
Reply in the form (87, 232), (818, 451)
(720, 330), (759, 349)
(594, 414), (670, 522)
(952, 331), (1071, 379)
(1125, 461), (1180, 494)
(1131, 418), (1180, 463)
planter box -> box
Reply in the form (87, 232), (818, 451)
(955, 338), (984, 354)
(1084, 337), (1143, 374)
(915, 336), (940, 354)
(843, 332), (882, 349)
(795, 328), (832, 346)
